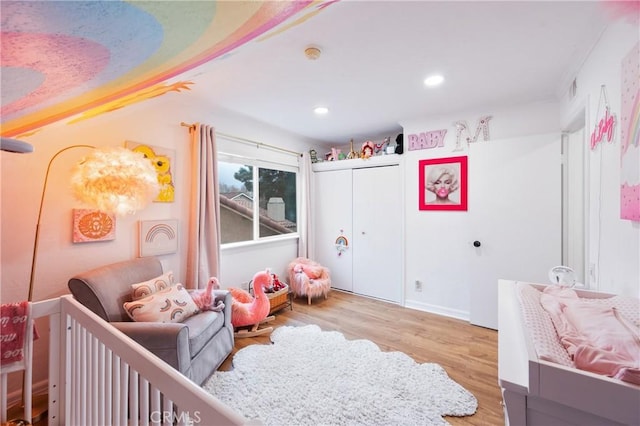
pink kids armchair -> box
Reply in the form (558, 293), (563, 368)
(287, 257), (331, 305)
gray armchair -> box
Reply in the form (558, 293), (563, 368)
(68, 257), (233, 385)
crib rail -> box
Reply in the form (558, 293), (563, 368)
(59, 295), (245, 425)
(4, 296), (246, 425)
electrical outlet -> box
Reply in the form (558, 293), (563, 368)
(415, 280), (422, 292)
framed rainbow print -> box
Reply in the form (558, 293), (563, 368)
(139, 219), (178, 257)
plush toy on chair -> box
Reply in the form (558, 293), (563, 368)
(287, 257), (331, 305)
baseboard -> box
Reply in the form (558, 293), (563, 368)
(404, 299), (469, 322)
(5, 377), (48, 407)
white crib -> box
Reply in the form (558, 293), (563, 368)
(498, 280), (640, 426)
(1, 295), (246, 425)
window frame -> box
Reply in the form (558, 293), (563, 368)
(218, 152), (300, 249)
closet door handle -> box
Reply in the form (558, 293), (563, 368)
(473, 240), (481, 247)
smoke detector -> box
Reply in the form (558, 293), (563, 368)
(304, 46), (321, 60)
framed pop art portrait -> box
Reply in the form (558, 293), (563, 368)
(419, 156), (468, 211)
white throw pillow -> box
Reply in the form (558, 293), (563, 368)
(124, 283), (199, 323)
(130, 271), (175, 300)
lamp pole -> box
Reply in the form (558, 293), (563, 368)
(27, 145), (94, 302)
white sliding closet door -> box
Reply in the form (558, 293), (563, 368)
(352, 165), (402, 303)
(313, 169), (353, 291)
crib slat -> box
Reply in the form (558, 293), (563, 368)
(97, 342), (105, 425)
(130, 369), (139, 426)
(140, 378), (150, 426)
(151, 387), (161, 426)
(105, 349), (112, 426)
(47, 311), (61, 426)
(120, 361), (129, 426)
(73, 321), (81, 424)
(112, 355), (120, 426)
(163, 396), (173, 426)
(90, 333), (98, 425)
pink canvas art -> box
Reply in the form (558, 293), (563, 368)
(73, 209), (116, 243)
(620, 42), (639, 221)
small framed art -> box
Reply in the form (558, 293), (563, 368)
(139, 219), (178, 257)
(72, 209), (116, 243)
(418, 156), (468, 211)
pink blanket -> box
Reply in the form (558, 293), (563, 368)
(540, 286), (640, 384)
(1, 301), (37, 371)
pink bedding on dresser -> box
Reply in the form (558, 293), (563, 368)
(540, 286), (640, 385)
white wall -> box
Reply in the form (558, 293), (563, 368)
(400, 101), (561, 318)
(560, 18), (639, 297)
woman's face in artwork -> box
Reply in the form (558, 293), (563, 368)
(433, 173), (454, 198)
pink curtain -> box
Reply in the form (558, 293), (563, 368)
(186, 124), (221, 289)
(298, 152), (313, 259)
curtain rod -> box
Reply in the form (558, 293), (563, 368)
(181, 122), (302, 157)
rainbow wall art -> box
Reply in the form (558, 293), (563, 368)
(620, 42), (640, 221)
(140, 219), (178, 257)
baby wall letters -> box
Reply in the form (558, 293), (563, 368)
(407, 129), (447, 151)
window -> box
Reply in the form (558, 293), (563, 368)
(219, 157), (297, 245)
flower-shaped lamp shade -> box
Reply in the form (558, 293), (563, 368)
(70, 147), (160, 215)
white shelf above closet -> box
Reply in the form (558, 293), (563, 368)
(311, 154), (402, 172)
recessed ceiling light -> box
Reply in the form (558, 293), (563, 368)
(314, 106), (329, 115)
(424, 74), (444, 87)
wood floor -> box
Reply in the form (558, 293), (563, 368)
(220, 290), (505, 425)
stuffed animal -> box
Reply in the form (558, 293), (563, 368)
(190, 277), (225, 312)
(287, 257), (331, 305)
(394, 133), (404, 154)
(227, 269), (275, 337)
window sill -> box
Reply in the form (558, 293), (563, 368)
(221, 233), (299, 251)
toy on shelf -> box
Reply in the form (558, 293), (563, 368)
(361, 141), (374, 159)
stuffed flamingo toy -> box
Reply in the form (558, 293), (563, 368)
(190, 277), (225, 312)
(228, 269), (275, 337)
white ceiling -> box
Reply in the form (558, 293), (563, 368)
(181, 1), (608, 146)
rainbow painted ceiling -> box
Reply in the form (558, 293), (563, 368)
(0, 0), (337, 137)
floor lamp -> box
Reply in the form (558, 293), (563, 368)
(1, 138), (159, 424)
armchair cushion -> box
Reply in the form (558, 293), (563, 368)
(123, 283), (199, 323)
(113, 321), (191, 373)
(183, 311), (225, 356)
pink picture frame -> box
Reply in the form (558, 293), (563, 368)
(419, 156), (468, 211)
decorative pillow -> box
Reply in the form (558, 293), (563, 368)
(124, 283), (199, 323)
(130, 271), (175, 300)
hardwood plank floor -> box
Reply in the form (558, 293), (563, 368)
(220, 290), (504, 425)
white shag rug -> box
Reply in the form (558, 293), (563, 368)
(202, 325), (477, 425)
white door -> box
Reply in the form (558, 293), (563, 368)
(352, 165), (402, 303)
(313, 169), (353, 291)
(469, 134), (562, 329)
(564, 128), (586, 284)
